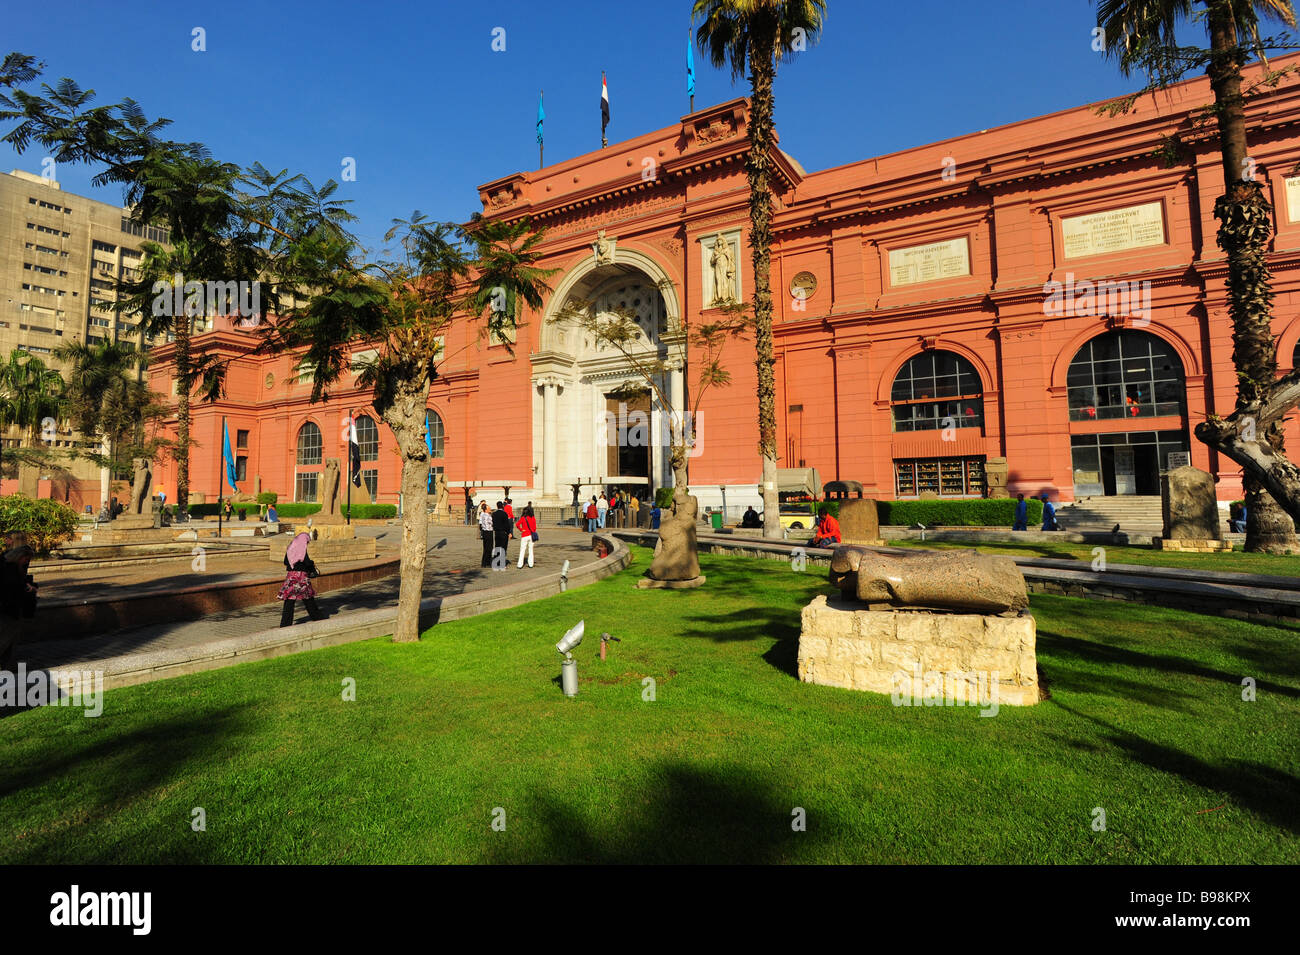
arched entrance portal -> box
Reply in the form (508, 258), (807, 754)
(532, 249), (683, 505)
(1066, 330), (1189, 496)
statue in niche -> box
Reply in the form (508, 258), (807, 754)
(594, 229), (616, 265)
(710, 233), (735, 306)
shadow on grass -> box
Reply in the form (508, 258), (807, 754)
(1041, 631), (1300, 701)
(0, 706), (249, 863)
(491, 761), (838, 863)
(1053, 700), (1300, 836)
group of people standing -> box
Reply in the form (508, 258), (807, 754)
(478, 498), (540, 569)
(1013, 493), (1059, 532)
(580, 491), (650, 531)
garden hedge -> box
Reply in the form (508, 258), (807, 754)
(0, 495), (79, 555)
(876, 498), (1043, 527)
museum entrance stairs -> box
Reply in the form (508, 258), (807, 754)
(1057, 495), (1165, 534)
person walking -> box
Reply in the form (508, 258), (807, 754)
(597, 493), (608, 529)
(491, 500), (512, 565)
(478, 502), (495, 567)
(650, 501), (662, 530)
(278, 532), (324, 627)
(465, 495), (476, 526)
(515, 504), (538, 568)
(1012, 493), (1028, 532)
(585, 497), (599, 533)
(1040, 494), (1058, 532)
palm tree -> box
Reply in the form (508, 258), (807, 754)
(285, 214), (553, 642)
(0, 348), (65, 485)
(1097, 0), (1298, 553)
(53, 338), (157, 499)
(695, 0), (826, 538)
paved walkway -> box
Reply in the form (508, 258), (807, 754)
(24, 525), (596, 670)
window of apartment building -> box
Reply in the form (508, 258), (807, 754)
(23, 345), (51, 355)
(25, 262), (67, 277)
(119, 217), (170, 244)
(28, 197), (66, 212)
(28, 223), (70, 238)
(21, 283), (62, 296)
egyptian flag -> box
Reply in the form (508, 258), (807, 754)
(600, 72), (610, 135)
(348, 417), (362, 487)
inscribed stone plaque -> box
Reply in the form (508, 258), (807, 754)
(1287, 176), (1300, 223)
(888, 237), (970, 287)
(1061, 202), (1165, 259)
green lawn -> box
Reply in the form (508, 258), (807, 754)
(887, 536), (1300, 576)
(2, 546), (1296, 864)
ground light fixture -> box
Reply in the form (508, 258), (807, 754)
(556, 620), (584, 697)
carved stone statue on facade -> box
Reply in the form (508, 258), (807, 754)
(318, 457), (343, 523)
(710, 233), (735, 306)
(129, 458), (153, 515)
(593, 229), (616, 265)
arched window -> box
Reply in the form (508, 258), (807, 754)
(294, 421), (323, 501)
(296, 421), (322, 465)
(355, 415), (379, 461)
(426, 409), (444, 459)
(1066, 331), (1184, 421)
(891, 350), (983, 432)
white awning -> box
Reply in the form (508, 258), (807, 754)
(776, 467), (821, 497)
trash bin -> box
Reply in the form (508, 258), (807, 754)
(710, 512), (723, 531)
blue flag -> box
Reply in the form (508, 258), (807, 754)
(687, 31), (695, 97)
(222, 419), (238, 491)
(536, 92), (545, 146)
(425, 411), (435, 491)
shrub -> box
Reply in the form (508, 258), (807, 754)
(256, 492), (278, 506)
(275, 502), (322, 518)
(188, 503), (221, 517)
(0, 494), (79, 555)
(655, 487), (675, 508)
(876, 498), (1043, 527)
(343, 503), (397, 519)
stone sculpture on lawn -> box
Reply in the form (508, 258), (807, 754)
(637, 485), (705, 589)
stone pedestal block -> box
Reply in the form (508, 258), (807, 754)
(797, 594), (1040, 707)
(1154, 537), (1233, 552)
(838, 499), (880, 544)
(1161, 466), (1222, 541)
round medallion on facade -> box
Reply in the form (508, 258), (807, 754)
(265, 372), (274, 390)
(790, 271), (818, 300)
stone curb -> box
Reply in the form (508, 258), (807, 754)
(49, 534), (631, 692)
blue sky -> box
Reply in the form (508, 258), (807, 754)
(2, 1), (1137, 255)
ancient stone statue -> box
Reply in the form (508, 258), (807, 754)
(433, 472), (449, 515)
(1161, 465), (1221, 541)
(130, 458), (153, 515)
(829, 545), (1028, 614)
(710, 234), (735, 306)
(318, 457), (343, 523)
(638, 486), (704, 587)
(593, 229), (616, 265)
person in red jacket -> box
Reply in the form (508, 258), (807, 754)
(585, 497), (598, 532)
(515, 504), (538, 568)
(810, 506), (841, 548)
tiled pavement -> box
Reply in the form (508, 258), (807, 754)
(24, 525), (599, 670)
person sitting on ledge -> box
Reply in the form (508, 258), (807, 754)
(741, 506), (761, 528)
(1230, 503), (1247, 534)
(810, 505), (841, 548)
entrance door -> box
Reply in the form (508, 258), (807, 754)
(1113, 447), (1136, 495)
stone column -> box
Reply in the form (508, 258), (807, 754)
(541, 377), (559, 499)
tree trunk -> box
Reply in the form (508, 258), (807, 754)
(384, 381), (431, 643)
(174, 314), (191, 519)
(747, 35), (781, 539)
(1207, 2), (1297, 553)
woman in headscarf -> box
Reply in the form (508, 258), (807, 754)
(279, 532), (325, 627)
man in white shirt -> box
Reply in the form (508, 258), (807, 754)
(597, 493), (609, 529)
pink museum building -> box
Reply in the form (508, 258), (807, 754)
(145, 56), (1300, 512)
